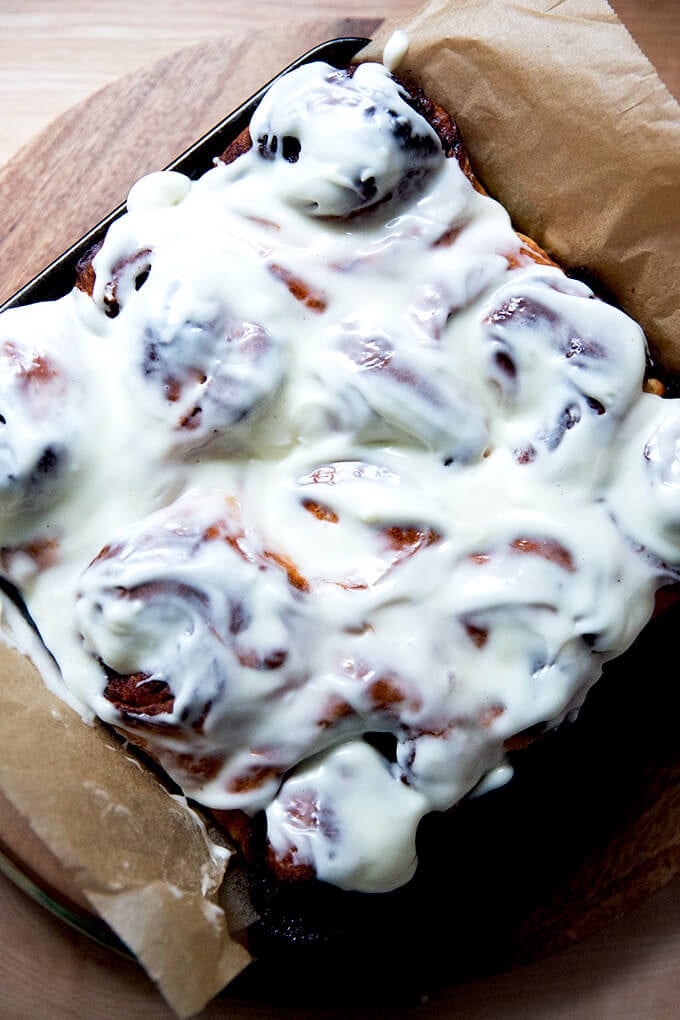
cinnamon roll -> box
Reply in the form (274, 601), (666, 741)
(133, 274), (285, 449)
(606, 395), (680, 568)
(478, 267), (647, 475)
(75, 490), (314, 808)
(234, 62), (445, 219)
(0, 303), (84, 521)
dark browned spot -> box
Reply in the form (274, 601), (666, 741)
(204, 522), (225, 541)
(75, 240), (103, 296)
(317, 696), (356, 729)
(228, 764), (280, 794)
(1, 535), (60, 575)
(219, 126), (253, 165)
(189, 699), (213, 733)
(514, 445), (536, 465)
(301, 498), (339, 523)
(379, 526), (442, 574)
(119, 579), (209, 608)
(2, 342), (60, 391)
(264, 648), (288, 668)
(585, 396), (606, 415)
(263, 550), (310, 592)
(504, 721), (547, 751)
(504, 233), (558, 270)
(104, 248), (153, 318)
(494, 350), (516, 379)
(281, 136), (301, 163)
(510, 537), (575, 572)
(89, 541), (124, 566)
(178, 405), (202, 429)
(417, 724), (452, 739)
(211, 807), (255, 859)
(644, 377), (665, 397)
(479, 702), (505, 728)
(24, 536), (58, 568)
(381, 525), (441, 552)
(236, 646), (288, 670)
(369, 675), (406, 710)
(464, 622), (489, 648)
(165, 377), (182, 403)
(269, 264), (327, 312)
(19, 353), (58, 385)
(174, 752), (224, 781)
(267, 847), (316, 883)
(394, 73), (475, 180)
(103, 670), (175, 717)
(202, 512), (246, 553)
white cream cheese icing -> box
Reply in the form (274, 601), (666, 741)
(0, 58), (678, 894)
(382, 30), (410, 73)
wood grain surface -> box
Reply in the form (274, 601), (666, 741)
(1, 0), (678, 171)
(0, 2), (679, 1017)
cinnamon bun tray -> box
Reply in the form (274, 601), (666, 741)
(0, 14), (679, 1018)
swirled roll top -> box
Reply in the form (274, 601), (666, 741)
(248, 62), (444, 217)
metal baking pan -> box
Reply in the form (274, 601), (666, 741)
(0, 36), (369, 314)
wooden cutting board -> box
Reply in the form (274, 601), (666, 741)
(0, 17), (380, 306)
(0, 14), (678, 1019)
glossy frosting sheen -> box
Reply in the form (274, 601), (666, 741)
(1, 58), (679, 893)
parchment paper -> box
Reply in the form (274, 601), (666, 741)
(361, 0), (680, 369)
(0, 645), (252, 1017)
(1, 0), (679, 1015)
